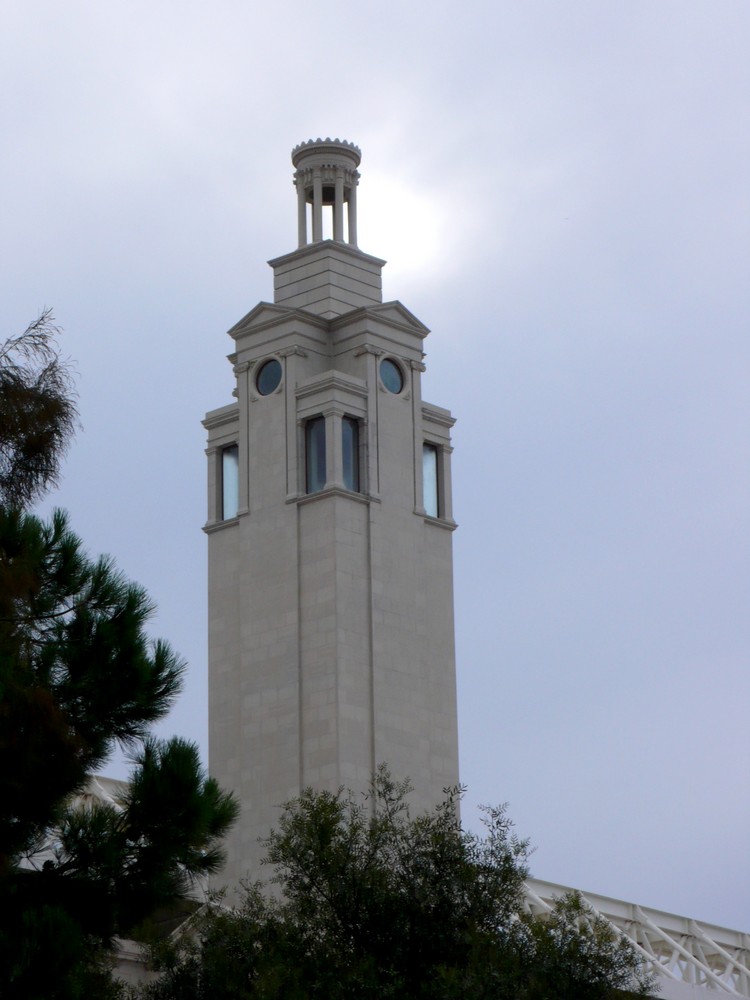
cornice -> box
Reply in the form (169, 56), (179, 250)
(296, 370), (368, 402)
(330, 300), (430, 338)
(227, 301), (329, 340)
(202, 403), (239, 431)
(268, 240), (386, 271)
(291, 486), (376, 509)
(422, 403), (456, 429)
(292, 137), (361, 164)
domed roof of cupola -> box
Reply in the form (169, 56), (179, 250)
(292, 137), (361, 168)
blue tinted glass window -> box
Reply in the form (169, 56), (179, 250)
(342, 417), (360, 492)
(422, 443), (439, 518)
(380, 358), (403, 394)
(222, 444), (239, 520)
(256, 358), (282, 396)
(306, 417), (326, 493)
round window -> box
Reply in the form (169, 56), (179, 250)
(379, 358), (404, 394)
(256, 358), (282, 396)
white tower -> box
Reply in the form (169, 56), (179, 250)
(204, 139), (459, 886)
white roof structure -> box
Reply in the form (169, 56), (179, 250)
(526, 879), (750, 998)
(76, 774), (130, 809)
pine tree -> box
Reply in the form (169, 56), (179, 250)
(0, 317), (238, 998)
(0, 310), (77, 509)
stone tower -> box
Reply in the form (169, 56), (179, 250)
(204, 139), (459, 887)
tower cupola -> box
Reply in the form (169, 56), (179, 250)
(292, 138), (361, 247)
(269, 138), (384, 319)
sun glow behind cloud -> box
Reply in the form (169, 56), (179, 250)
(356, 171), (452, 286)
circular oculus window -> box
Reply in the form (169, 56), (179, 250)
(256, 358), (282, 396)
(379, 358), (404, 394)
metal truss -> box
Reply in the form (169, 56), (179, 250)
(76, 774), (130, 808)
(525, 878), (750, 997)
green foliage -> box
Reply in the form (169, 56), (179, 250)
(0, 507), (185, 871)
(516, 892), (655, 999)
(143, 768), (653, 1000)
(0, 504), (239, 997)
(0, 319), (238, 999)
(0, 310), (77, 508)
(47, 738), (238, 935)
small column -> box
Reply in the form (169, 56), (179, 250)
(333, 168), (345, 242)
(281, 349), (301, 499)
(312, 169), (323, 242)
(291, 140), (362, 247)
(234, 361), (251, 517)
(440, 445), (455, 522)
(297, 179), (307, 247)
(325, 411), (341, 489)
(348, 180), (358, 246)
(205, 445), (220, 525)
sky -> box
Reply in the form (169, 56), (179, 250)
(2, 0), (748, 931)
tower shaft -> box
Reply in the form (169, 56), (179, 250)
(205, 140), (458, 887)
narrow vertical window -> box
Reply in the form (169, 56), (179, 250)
(422, 443), (439, 518)
(342, 417), (360, 492)
(222, 444), (239, 520)
(305, 417), (326, 493)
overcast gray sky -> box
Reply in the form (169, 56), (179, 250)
(2, 1), (748, 931)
